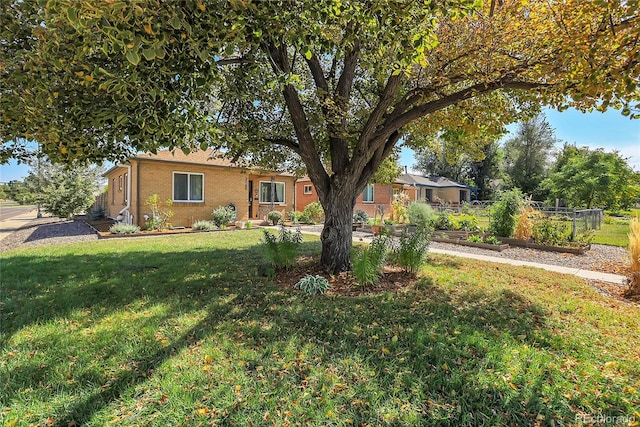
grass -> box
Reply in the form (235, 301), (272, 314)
(2, 231), (640, 426)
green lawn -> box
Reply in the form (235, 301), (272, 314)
(1, 231), (639, 426)
(593, 220), (630, 247)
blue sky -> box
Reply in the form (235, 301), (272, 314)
(400, 107), (640, 173)
(1, 108), (639, 183)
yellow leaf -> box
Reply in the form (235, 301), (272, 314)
(195, 408), (209, 415)
(442, 363), (449, 371)
(6, 420), (17, 427)
(509, 382), (519, 390)
(197, 2), (206, 12)
(74, 71), (84, 77)
(604, 361), (617, 369)
(234, 385), (242, 392)
(204, 355), (213, 364)
(202, 365), (212, 371)
(381, 347), (390, 355)
(143, 22), (153, 35)
(84, 75), (94, 82)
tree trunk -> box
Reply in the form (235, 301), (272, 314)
(319, 183), (357, 274)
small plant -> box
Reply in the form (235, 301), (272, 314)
(390, 192), (410, 223)
(488, 189), (524, 237)
(192, 220), (216, 231)
(531, 218), (571, 246)
(352, 236), (390, 287)
(514, 206), (539, 240)
(295, 275), (331, 295)
(393, 226), (432, 274)
(261, 225), (302, 269)
(467, 234), (484, 243)
(109, 223), (141, 234)
(484, 235), (501, 245)
(353, 210), (369, 224)
(432, 211), (452, 230)
(145, 194), (174, 231)
(267, 210), (283, 225)
(288, 211), (303, 224)
(246, 220), (253, 229)
(303, 201), (324, 223)
(88, 205), (106, 221)
(625, 217), (640, 298)
(407, 202), (435, 229)
(212, 205), (235, 228)
(454, 213), (478, 231)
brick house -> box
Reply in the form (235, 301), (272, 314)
(295, 173), (472, 219)
(103, 149), (295, 227)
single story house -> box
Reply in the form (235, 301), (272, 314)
(295, 173), (473, 219)
(398, 174), (473, 204)
(103, 149), (295, 227)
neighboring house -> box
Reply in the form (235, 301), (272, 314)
(295, 173), (473, 219)
(295, 177), (406, 219)
(104, 149), (295, 227)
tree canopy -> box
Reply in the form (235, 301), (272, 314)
(2, 0), (639, 271)
(543, 144), (640, 210)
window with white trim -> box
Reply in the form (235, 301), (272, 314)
(173, 172), (204, 202)
(260, 181), (285, 204)
(362, 184), (374, 203)
(303, 185), (312, 194)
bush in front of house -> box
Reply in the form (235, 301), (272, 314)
(267, 210), (283, 225)
(407, 202), (435, 229)
(353, 210), (369, 224)
(109, 223), (141, 234)
(192, 220), (217, 231)
(212, 205), (234, 228)
(303, 201), (324, 223)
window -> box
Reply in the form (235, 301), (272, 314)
(173, 172), (204, 202)
(362, 184), (374, 203)
(303, 185), (312, 194)
(260, 181), (285, 204)
(112, 178), (116, 204)
(118, 175), (123, 190)
(424, 188), (432, 202)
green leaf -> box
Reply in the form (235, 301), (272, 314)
(125, 49), (141, 66)
(142, 47), (156, 61)
(304, 49), (312, 60)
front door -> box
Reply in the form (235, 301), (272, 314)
(248, 180), (254, 218)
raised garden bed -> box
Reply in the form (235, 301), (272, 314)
(499, 237), (591, 255)
(432, 237), (509, 251)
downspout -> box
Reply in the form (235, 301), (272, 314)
(136, 161), (141, 227)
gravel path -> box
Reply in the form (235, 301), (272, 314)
(0, 219), (629, 276)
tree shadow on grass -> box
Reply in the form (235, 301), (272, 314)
(1, 238), (629, 426)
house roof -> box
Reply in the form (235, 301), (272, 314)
(105, 149), (293, 176)
(397, 173), (469, 189)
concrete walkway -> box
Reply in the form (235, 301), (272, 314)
(0, 209), (38, 241)
(294, 226), (628, 286)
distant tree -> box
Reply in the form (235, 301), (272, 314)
(503, 114), (558, 198)
(468, 141), (504, 200)
(5, 179), (36, 204)
(543, 145), (640, 210)
(28, 162), (104, 219)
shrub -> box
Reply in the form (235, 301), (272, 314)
(353, 210), (369, 223)
(295, 275), (331, 295)
(393, 227), (432, 274)
(488, 189), (524, 237)
(432, 211), (452, 230)
(246, 220), (253, 229)
(484, 235), (502, 245)
(261, 225), (302, 269)
(407, 202), (434, 229)
(109, 223), (141, 234)
(390, 192), (410, 223)
(531, 218), (571, 246)
(267, 210), (283, 225)
(211, 205), (235, 228)
(514, 206), (539, 240)
(303, 201), (324, 223)
(352, 236), (390, 287)
(467, 234), (483, 243)
(145, 194), (174, 231)
(88, 205), (106, 221)
(453, 213), (478, 231)
(192, 220), (216, 231)
(288, 211), (303, 224)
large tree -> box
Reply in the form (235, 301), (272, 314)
(1, 1), (639, 272)
(502, 113), (558, 198)
(544, 144), (640, 210)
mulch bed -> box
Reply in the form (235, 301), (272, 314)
(272, 257), (421, 297)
